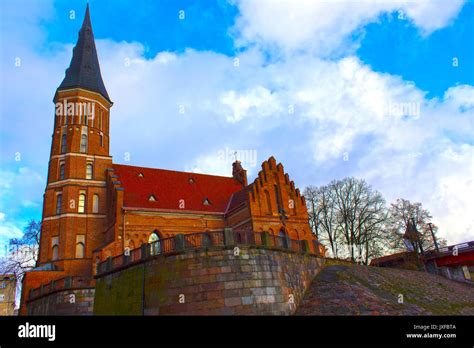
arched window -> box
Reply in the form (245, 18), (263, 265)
(80, 134), (88, 153)
(78, 191), (86, 213)
(86, 163), (93, 179)
(59, 162), (65, 180)
(75, 235), (85, 258)
(92, 194), (99, 213)
(264, 190), (272, 214)
(51, 236), (59, 261)
(148, 231), (161, 255)
(56, 194), (62, 215)
(279, 229), (288, 249)
(61, 134), (67, 154)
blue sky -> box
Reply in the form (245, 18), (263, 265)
(0, 0), (473, 249)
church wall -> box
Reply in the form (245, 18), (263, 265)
(121, 210), (227, 249)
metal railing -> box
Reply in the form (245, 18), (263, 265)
(96, 230), (317, 276)
(183, 231), (224, 249)
(28, 276), (93, 301)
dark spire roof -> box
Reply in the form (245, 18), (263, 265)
(57, 4), (111, 103)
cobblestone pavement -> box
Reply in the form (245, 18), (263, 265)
(296, 265), (474, 315)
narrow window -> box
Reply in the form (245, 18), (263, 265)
(59, 162), (65, 180)
(264, 190), (272, 214)
(99, 110), (103, 130)
(86, 163), (93, 179)
(92, 194), (99, 213)
(99, 132), (104, 147)
(75, 235), (85, 258)
(78, 191), (86, 213)
(56, 194), (62, 215)
(80, 134), (88, 153)
(274, 185), (283, 213)
(61, 133), (67, 154)
(51, 236), (59, 261)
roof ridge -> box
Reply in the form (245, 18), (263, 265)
(113, 162), (238, 181)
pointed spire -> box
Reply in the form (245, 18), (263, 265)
(57, 4), (111, 103)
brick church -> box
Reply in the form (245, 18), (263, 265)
(20, 5), (321, 314)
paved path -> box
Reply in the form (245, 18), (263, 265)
(296, 265), (474, 315)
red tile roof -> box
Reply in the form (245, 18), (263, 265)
(112, 164), (244, 213)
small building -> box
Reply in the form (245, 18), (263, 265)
(0, 275), (17, 316)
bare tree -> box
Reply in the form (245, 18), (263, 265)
(304, 184), (340, 257)
(0, 220), (40, 280)
(388, 199), (445, 253)
(304, 178), (389, 263)
(331, 177), (388, 263)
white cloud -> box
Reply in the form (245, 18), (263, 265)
(232, 0), (465, 55)
(1, 0), (471, 247)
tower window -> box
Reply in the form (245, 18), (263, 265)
(75, 235), (85, 258)
(100, 132), (104, 147)
(80, 134), (88, 153)
(56, 193), (62, 215)
(59, 162), (65, 180)
(78, 191), (86, 213)
(86, 163), (93, 179)
(99, 110), (103, 130)
(92, 194), (99, 213)
(61, 133), (67, 154)
(51, 236), (59, 261)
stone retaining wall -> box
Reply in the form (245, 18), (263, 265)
(27, 288), (95, 315)
(94, 246), (324, 315)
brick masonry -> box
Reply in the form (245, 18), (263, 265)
(94, 246), (325, 315)
(27, 288), (95, 315)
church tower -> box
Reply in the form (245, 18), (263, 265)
(37, 4), (113, 278)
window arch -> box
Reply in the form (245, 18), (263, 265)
(75, 235), (85, 258)
(51, 236), (59, 261)
(264, 190), (272, 214)
(92, 194), (99, 213)
(56, 194), (62, 215)
(78, 191), (86, 213)
(86, 163), (93, 179)
(80, 134), (88, 153)
(59, 162), (65, 180)
(148, 231), (161, 255)
(61, 134), (67, 154)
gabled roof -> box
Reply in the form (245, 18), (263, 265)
(56, 4), (111, 103)
(112, 164), (244, 213)
(226, 184), (252, 214)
